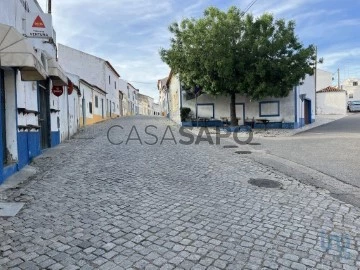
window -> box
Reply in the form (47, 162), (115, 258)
(197, 103), (215, 118)
(115, 81), (117, 89)
(95, 96), (99, 108)
(89, 102), (93, 114)
(353, 82), (358, 86)
(349, 94), (354, 99)
(113, 102), (115, 112)
(259, 101), (280, 117)
(109, 76), (111, 85)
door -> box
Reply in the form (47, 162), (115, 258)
(82, 97), (86, 126)
(101, 99), (104, 118)
(235, 103), (245, 125)
(304, 99), (311, 125)
(109, 101), (112, 118)
(0, 69), (6, 164)
(38, 81), (51, 149)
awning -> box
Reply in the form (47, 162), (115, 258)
(48, 58), (67, 86)
(0, 23), (47, 81)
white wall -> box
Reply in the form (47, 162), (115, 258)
(58, 44), (106, 91)
(16, 77), (38, 127)
(127, 84), (138, 115)
(342, 79), (360, 101)
(119, 79), (128, 116)
(104, 64), (120, 117)
(93, 89), (106, 118)
(296, 74), (316, 123)
(317, 92), (347, 115)
(4, 69), (18, 161)
(79, 82), (93, 123)
(168, 74), (181, 124)
(154, 103), (160, 116)
(317, 69), (333, 91)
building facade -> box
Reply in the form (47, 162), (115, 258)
(0, 0), (71, 183)
(164, 71), (319, 129)
(58, 44), (121, 120)
(153, 103), (161, 116)
(342, 78), (360, 101)
(138, 93), (155, 116)
(158, 77), (169, 116)
(127, 83), (139, 115)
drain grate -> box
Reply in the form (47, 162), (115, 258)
(223, 145), (239, 149)
(235, 151), (252, 154)
(0, 203), (25, 217)
(248, 143), (261, 146)
(248, 178), (282, 189)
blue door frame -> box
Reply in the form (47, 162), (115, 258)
(304, 98), (312, 125)
(0, 69), (5, 181)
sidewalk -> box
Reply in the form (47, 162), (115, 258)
(188, 114), (347, 138)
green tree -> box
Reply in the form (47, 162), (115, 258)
(160, 6), (315, 126)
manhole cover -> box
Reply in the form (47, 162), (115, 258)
(0, 203), (25, 217)
(248, 143), (261, 146)
(248, 179), (282, 189)
(235, 151), (252, 154)
(223, 145), (239, 149)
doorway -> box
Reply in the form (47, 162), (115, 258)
(38, 81), (51, 149)
(101, 98), (104, 118)
(304, 99), (311, 125)
(235, 103), (245, 125)
(0, 69), (6, 164)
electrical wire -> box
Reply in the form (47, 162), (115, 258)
(243, 0), (258, 15)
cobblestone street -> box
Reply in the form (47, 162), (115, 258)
(0, 116), (359, 270)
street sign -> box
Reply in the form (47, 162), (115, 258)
(68, 81), (74, 95)
(52, 86), (64, 97)
(25, 13), (53, 39)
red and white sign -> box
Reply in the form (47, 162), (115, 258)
(68, 81), (74, 95)
(52, 86), (64, 97)
(32, 15), (46, 28)
(26, 13), (53, 39)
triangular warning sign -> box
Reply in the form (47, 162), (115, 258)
(32, 15), (45, 28)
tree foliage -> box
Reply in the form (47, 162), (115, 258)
(160, 6), (315, 125)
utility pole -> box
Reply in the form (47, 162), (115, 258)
(48, 0), (52, 14)
(314, 46), (324, 115)
(314, 46), (318, 115)
(338, 68), (340, 89)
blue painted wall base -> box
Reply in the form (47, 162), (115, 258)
(51, 131), (60, 147)
(182, 121), (301, 129)
(17, 132), (41, 170)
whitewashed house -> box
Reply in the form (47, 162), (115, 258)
(59, 72), (81, 140)
(162, 70), (321, 129)
(119, 79), (129, 116)
(158, 77), (169, 116)
(154, 103), (161, 116)
(58, 44), (122, 120)
(342, 78), (360, 101)
(316, 86), (347, 115)
(0, 0), (71, 183)
(127, 83), (139, 115)
(138, 93), (155, 116)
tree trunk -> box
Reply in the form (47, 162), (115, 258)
(230, 93), (237, 126)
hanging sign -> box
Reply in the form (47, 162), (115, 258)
(52, 86), (63, 97)
(25, 13), (53, 39)
(68, 80), (74, 95)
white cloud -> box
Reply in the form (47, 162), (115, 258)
(35, 0), (360, 99)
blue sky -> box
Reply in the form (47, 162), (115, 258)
(38, 0), (360, 100)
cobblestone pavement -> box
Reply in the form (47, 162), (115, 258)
(0, 116), (360, 270)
